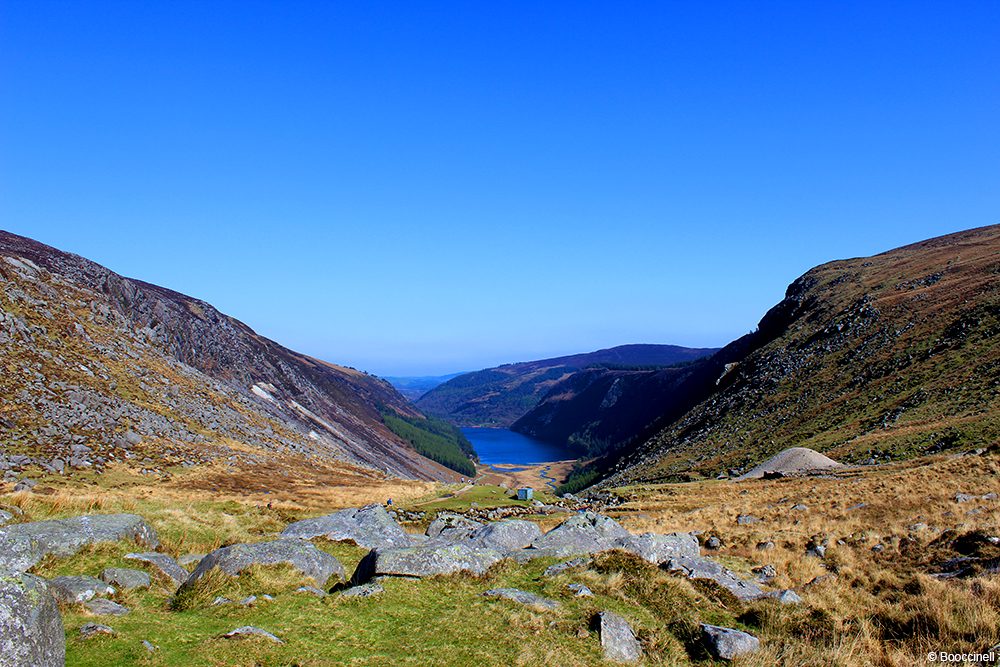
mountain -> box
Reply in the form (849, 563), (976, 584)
(582, 224), (1000, 490)
(0, 230), (465, 481)
(415, 344), (720, 428)
(385, 373), (465, 402)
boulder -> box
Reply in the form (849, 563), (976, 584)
(543, 557), (591, 577)
(766, 589), (803, 605)
(352, 544), (503, 584)
(567, 583), (593, 597)
(340, 582), (384, 598)
(100, 568), (150, 590)
(48, 576), (116, 604)
(0, 529), (44, 574)
(180, 539), (344, 591)
(701, 623), (760, 660)
(281, 504), (412, 549)
(124, 552), (188, 587)
(596, 611), (642, 663)
(482, 588), (559, 611)
(663, 556), (766, 601)
(84, 598), (130, 616)
(80, 623), (115, 639)
(0, 573), (65, 666)
(426, 513), (483, 542)
(528, 512), (631, 557)
(619, 532), (700, 565)
(465, 520), (542, 553)
(221, 626), (284, 644)
(2, 514), (158, 566)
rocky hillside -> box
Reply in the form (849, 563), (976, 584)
(416, 344), (718, 428)
(0, 230), (458, 482)
(596, 224), (1000, 486)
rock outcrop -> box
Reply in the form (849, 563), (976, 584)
(180, 539), (345, 591)
(0, 573), (65, 667)
(281, 504), (413, 549)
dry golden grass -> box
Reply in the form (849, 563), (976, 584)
(612, 452), (1000, 665)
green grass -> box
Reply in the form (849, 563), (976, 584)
(52, 543), (748, 667)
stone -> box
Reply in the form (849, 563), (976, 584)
(482, 588), (559, 611)
(142, 640), (157, 653)
(663, 557), (766, 601)
(341, 582), (384, 598)
(0, 529), (45, 574)
(48, 576), (116, 604)
(528, 512), (631, 557)
(766, 589), (803, 604)
(567, 583), (593, 597)
(13, 479), (37, 492)
(543, 557), (591, 577)
(705, 536), (722, 550)
(124, 552), (188, 587)
(85, 598), (130, 616)
(80, 623), (115, 638)
(596, 611), (642, 663)
(180, 539), (345, 591)
(752, 564), (777, 581)
(756, 541), (775, 551)
(100, 567), (150, 590)
(221, 626), (284, 644)
(3, 514), (158, 566)
(0, 510), (14, 527)
(464, 520), (542, 553)
(701, 623), (760, 660)
(791, 504), (808, 511)
(295, 585), (327, 597)
(425, 513), (483, 542)
(806, 544), (827, 559)
(736, 514), (761, 525)
(954, 493), (975, 503)
(0, 573), (65, 665)
(352, 544), (503, 583)
(281, 504), (412, 550)
(619, 532), (700, 565)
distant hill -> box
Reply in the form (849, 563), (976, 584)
(385, 373), (465, 402)
(574, 225), (1000, 491)
(415, 344), (719, 428)
(0, 230), (468, 481)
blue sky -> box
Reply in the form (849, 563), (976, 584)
(2, 2), (998, 376)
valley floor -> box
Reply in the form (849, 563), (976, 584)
(2, 449), (998, 666)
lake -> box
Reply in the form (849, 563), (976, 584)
(462, 427), (575, 466)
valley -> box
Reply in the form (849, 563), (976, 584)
(2, 225), (999, 666)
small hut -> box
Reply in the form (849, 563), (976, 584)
(517, 487), (534, 501)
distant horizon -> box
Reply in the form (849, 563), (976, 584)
(3, 3), (997, 376)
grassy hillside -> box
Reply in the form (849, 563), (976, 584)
(598, 224), (1000, 486)
(416, 345), (718, 428)
(382, 411), (477, 477)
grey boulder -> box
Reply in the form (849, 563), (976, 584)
(352, 543), (503, 584)
(124, 552), (189, 587)
(48, 576), (116, 604)
(701, 623), (760, 660)
(0, 530), (44, 575)
(80, 623), (115, 639)
(221, 626), (284, 644)
(663, 556), (766, 601)
(596, 611), (642, 663)
(0, 573), (65, 666)
(180, 539), (345, 591)
(483, 588), (559, 611)
(100, 568), (150, 590)
(543, 557), (591, 577)
(84, 598), (130, 616)
(528, 512), (632, 557)
(1, 514), (158, 565)
(281, 504), (412, 550)
(465, 520), (542, 553)
(426, 513), (483, 542)
(340, 582), (384, 598)
(620, 532), (700, 565)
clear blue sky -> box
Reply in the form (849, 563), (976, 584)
(2, 2), (998, 376)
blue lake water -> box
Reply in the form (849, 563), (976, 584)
(462, 427), (575, 466)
